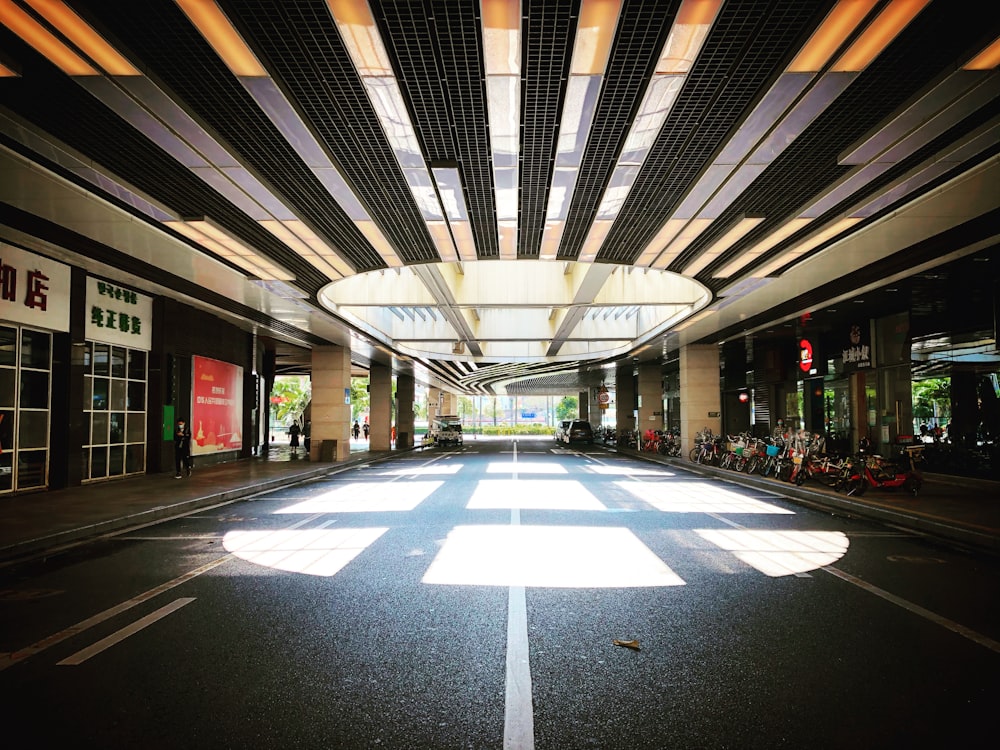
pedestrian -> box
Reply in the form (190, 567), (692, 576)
(288, 421), (301, 453)
(174, 419), (192, 478)
(353, 421), (361, 439)
(363, 421), (370, 440)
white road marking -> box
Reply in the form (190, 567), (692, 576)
(821, 566), (1000, 653)
(504, 441), (535, 749)
(58, 598), (196, 666)
(0, 513), (327, 671)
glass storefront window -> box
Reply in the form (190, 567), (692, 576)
(0, 326), (51, 494)
(83, 342), (147, 481)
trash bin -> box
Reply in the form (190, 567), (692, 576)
(319, 439), (337, 462)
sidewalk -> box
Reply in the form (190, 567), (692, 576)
(1, 439), (998, 567)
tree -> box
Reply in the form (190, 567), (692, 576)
(556, 396), (578, 421)
(350, 377), (370, 421)
(270, 376), (311, 427)
(913, 377), (950, 424)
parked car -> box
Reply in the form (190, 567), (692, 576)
(563, 420), (594, 444)
(554, 420), (571, 442)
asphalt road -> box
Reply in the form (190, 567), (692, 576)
(1, 437), (998, 748)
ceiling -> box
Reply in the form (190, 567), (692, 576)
(0, 0), (998, 395)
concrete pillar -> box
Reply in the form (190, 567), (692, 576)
(310, 345), (352, 461)
(369, 363), (392, 451)
(615, 365), (636, 437)
(679, 344), (721, 456)
(428, 387), (440, 426)
(638, 363), (663, 432)
(578, 391), (589, 421)
(396, 373), (415, 448)
(441, 392), (456, 415)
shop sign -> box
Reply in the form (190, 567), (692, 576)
(85, 277), (153, 350)
(842, 322), (871, 371)
(799, 338), (814, 373)
(0, 244), (70, 331)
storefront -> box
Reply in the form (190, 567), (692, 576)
(0, 245), (71, 494)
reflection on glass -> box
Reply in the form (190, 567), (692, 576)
(17, 450), (46, 488)
(0, 369), (14, 408)
(125, 444), (144, 474)
(111, 347), (126, 378)
(93, 343), (109, 376)
(126, 413), (145, 443)
(90, 446), (107, 478)
(111, 380), (126, 411)
(82, 341), (92, 370)
(92, 378), (109, 410)
(1, 452), (14, 491)
(0, 326), (15, 366)
(20, 329), (50, 370)
(109, 413), (124, 444)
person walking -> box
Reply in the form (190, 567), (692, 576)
(353, 421), (361, 440)
(363, 421), (370, 440)
(174, 419), (192, 478)
(288, 421), (301, 454)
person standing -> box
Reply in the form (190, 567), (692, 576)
(174, 419), (192, 478)
(288, 421), (301, 454)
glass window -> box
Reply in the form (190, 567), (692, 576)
(90, 447), (107, 479)
(19, 411), (48, 449)
(126, 413), (145, 443)
(127, 350), (146, 380)
(110, 380), (126, 411)
(17, 450), (46, 488)
(109, 412), (125, 444)
(0, 409), (12, 451)
(108, 445), (124, 475)
(20, 370), (49, 409)
(0, 369), (14, 408)
(125, 444), (144, 474)
(92, 378), (109, 410)
(82, 341), (92, 370)
(0, 452), (13, 492)
(91, 412), (108, 445)
(111, 347), (126, 378)
(20, 329), (50, 370)
(0, 326), (15, 366)
(93, 343), (109, 376)
(127, 381), (145, 411)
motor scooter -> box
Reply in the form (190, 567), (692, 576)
(838, 438), (922, 497)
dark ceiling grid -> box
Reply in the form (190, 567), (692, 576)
(596, 0), (801, 264)
(0, 25), (332, 291)
(82, 0), (389, 276)
(234, 0), (437, 267)
(700, 0), (995, 285)
(425, 0), (499, 259)
(556, 0), (677, 260)
(518, 0), (576, 258)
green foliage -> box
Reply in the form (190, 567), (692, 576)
(556, 396), (578, 421)
(912, 377), (950, 420)
(350, 377), (370, 420)
(271, 376), (311, 427)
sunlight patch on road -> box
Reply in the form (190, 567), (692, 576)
(223, 528), (388, 577)
(422, 525), (684, 587)
(487, 462), (567, 474)
(619, 481), (793, 514)
(467, 479), (605, 510)
(377, 464), (463, 476)
(694, 529), (849, 577)
(273, 481), (442, 513)
(587, 465), (676, 476)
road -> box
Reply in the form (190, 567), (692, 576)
(1, 437), (997, 748)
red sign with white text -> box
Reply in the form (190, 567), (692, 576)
(191, 356), (243, 455)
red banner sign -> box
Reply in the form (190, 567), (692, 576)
(191, 356), (243, 455)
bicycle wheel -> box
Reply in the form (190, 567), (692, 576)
(844, 475), (866, 496)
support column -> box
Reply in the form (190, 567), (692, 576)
(679, 344), (721, 455)
(615, 364), (636, 437)
(441, 392), (456, 415)
(578, 390), (589, 422)
(310, 345), (352, 461)
(427, 387), (440, 426)
(396, 373), (415, 448)
(369, 363), (392, 451)
(638, 363), (663, 432)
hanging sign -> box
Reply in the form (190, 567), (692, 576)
(842, 322), (872, 371)
(799, 338), (814, 373)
